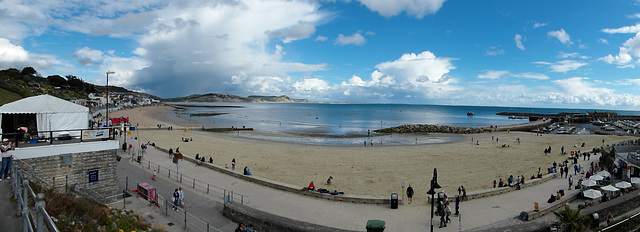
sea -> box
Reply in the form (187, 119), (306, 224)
(165, 103), (640, 146)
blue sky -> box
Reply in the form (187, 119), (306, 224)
(2, 0), (640, 110)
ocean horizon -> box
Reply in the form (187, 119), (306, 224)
(164, 102), (640, 145)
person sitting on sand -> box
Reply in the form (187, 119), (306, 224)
(498, 178), (504, 187)
(308, 181), (315, 191)
(327, 176), (333, 185)
(209, 157), (213, 163)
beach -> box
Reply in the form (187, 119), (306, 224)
(113, 105), (635, 202)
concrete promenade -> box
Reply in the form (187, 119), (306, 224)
(125, 136), (603, 232)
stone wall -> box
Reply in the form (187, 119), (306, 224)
(223, 202), (359, 232)
(18, 149), (119, 198)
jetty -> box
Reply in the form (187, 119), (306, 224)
(375, 118), (553, 134)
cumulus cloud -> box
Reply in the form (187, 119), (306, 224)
(315, 36), (328, 41)
(547, 29), (572, 45)
(602, 23), (640, 34)
(600, 32), (640, 68)
(486, 46), (504, 56)
(74, 47), (104, 66)
(478, 70), (508, 80)
(268, 22), (317, 43)
(356, 0), (446, 18)
(0, 38), (65, 72)
(514, 34), (525, 50)
(335, 33), (366, 46)
(533, 60), (587, 73)
(599, 38), (609, 44)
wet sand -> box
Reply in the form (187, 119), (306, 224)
(112, 105), (634, 202)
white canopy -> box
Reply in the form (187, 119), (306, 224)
(590, 174), (604, 181)
(0, 95), (89, 137)
(631, 177), (640, 184)
(583, 189), (602, 199)
(582, 179), (597, 187)
(615, 181), (632, 189)
(600, 185), (620, 192)
(596, 171), (611, 178)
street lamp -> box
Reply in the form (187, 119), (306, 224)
(106, 71), (114, 129)
(427, 168), (441, 232)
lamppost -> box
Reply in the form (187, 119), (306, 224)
(106, 71), (114, 129)
(427, 168), (441, 232)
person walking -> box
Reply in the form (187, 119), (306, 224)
(439, 200), (447, 228)
(461, 186), (467, 201)
(172, 189), (180, 211)
(454, 195), (460, 216)
(568, 175), (573, 189)
(232, 158), (236, 170)
(168, 148), (173, 158)
(406, 184), (414, 204)
(152, 170), (156, 181)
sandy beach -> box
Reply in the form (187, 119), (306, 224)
(112, 105), (635, 202)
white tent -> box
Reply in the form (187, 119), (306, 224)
(601, 185), (619, 192)
(590, 174), (604, 181)
(583, 189), (602, 199)
(615, 181), (632, 189)
(0, 95), (89, 137)
(596, 171), (611, 178)
(582, 179), (597, 187)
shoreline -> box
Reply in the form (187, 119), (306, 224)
(112, 105), (636, 202)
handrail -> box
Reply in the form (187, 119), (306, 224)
(12, 161), (61, 232)
(136, 157), (250, 205)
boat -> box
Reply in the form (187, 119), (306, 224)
(467, 111), (474, 116)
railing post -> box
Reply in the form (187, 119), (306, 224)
(22, 180), (30, 232)
(184, 210), (187, 229)
(207, 223), (210, 232)
(179, 173), (182, 183)
(231, 190), (233, 203)
(50, 131), (53, 144)
(15, 169), (21, 217)
(165, 199), (168, 216)
(36, 193), (45, 232)
(148, 161), (150, 169)
(168, 169), (171, 179)
(241, 195), (244, 205)
(193, 179), (195, 189)
(123, 192), (126, 209)
(158, 165), (160, 174)
(65, 175), (68, 194)
(126, 176), (128, 191)
(207, 184), (209, 194)
(52, 176), (55, 188)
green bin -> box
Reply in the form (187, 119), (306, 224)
(366, 219), (385, 232)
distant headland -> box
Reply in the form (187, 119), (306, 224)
(165, 93), (316, 103)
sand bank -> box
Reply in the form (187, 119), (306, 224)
(113, 105), (634, 202)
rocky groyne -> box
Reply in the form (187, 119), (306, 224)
(375, 119), (553, 134)
(375, 124), (486, 134)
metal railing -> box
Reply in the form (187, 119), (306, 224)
(121, 175), (225, 232)
(11, 161), (61, 232)
(132, 156), (250, 205)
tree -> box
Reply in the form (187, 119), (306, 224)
(553, 205), (591, 232)
(21, 67), (37, 76)
(47, 75), (67, 87)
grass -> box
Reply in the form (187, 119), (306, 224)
(0, 87), (23, 105)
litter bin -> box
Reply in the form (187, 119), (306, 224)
(366, 219), (385, 232)
(390, 193), (398, 209)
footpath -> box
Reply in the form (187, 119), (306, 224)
(124, 135), (605, 232)
(0, 178), (21, 231)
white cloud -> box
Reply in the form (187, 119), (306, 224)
(0, 37), (65, 72)
(0, 38), (29, 64)
(478, 70), (508, 80)
(74, 47), (105, 66)
(356, 0), (446, 18)
(375, 51), (455, 84)
(600, 50), (634, 67)
(547, 29), (572, 45)
(599, 38), (609, 44)
(558, 52), (588, 59)
(486, 46), (504, 56)
(315, 36), (328, 41)
(533, 60), (587, 73)
(512, 72), (550, 80)
(630, 13), (640, 18)
(268, 22), (317, 43)
(335, 33), (366, 46)
(533, 22), (548, 29)
(600, 32), (640, 68)
(514, 34), (525, 50)
(602, 23), (640, 34)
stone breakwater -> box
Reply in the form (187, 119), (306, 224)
(375, 119), (553, 134)
(375, 124), (486, 134)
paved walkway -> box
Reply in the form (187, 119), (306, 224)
(0, 179), (21, 232)
(124, 136), (602, 232)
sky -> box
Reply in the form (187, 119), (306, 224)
(2, 0), (640, 110)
